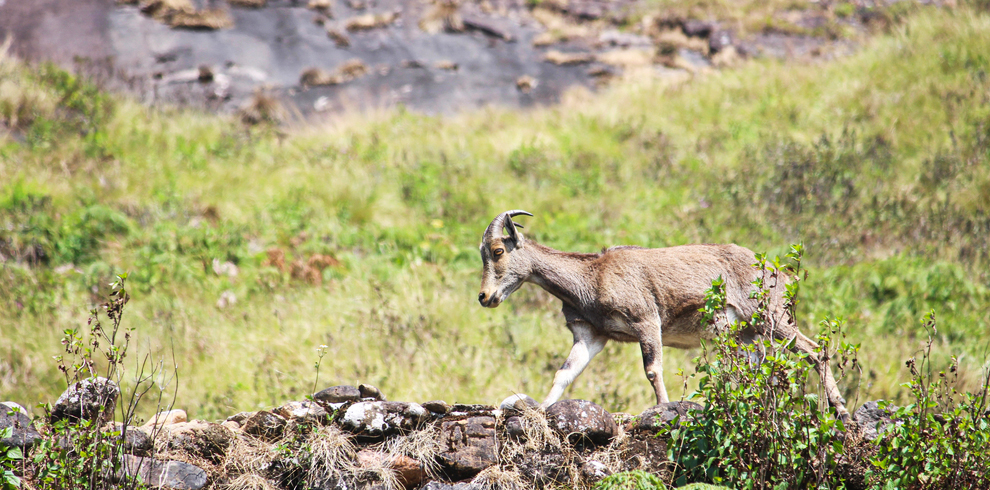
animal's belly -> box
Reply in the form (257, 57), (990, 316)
(601, 314), (641, 343)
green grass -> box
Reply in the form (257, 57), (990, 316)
(1, 6), (989, 421)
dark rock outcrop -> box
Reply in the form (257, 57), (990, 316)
(241, 410), (288, 442)
(315, 385), (363, 404)
(438, 415), (497, 478)
(546, 399), (618, 445)
(50, 377), (120, 424)
(0, 402), (41, 449)
(634, 401), (703, 433)
(120, 455), (208, 489)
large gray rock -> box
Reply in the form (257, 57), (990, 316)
(339, 401), (429, 437)
(0, 402), (41, 449)
(50, 377), (120, 424)
(120, 455), (208, 489)
(314, 385), (362, 404)
(635, 401), (703, 432)
(545, 399), (618, 445)
(852, 400), (896, 441)
(438, 416), (497, 478)
(274, 400), (328, 424)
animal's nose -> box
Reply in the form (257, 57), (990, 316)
(478, 292), (487, 305)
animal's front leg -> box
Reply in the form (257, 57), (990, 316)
(542, 321), (607, 407)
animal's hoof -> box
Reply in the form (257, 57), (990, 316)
(499, 394), (539, 412)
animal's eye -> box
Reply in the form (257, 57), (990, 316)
(493, 248), (504, 257)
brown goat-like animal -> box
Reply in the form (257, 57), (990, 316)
(477, 210), (849, 419)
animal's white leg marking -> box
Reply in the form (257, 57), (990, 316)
(542, 321), (606, 407)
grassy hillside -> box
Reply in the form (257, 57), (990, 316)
(1, 6), (988, 421)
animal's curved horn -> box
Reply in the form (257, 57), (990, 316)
(484, 210), (533, 240)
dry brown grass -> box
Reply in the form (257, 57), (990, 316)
(345, 11), (399, 31)
(304, 425), (358, 486)
(543, 50), (594, 66)
(471, 465), (527, 490)
(221, 473), (280, 490)
(223, 434), (277, 478)
(229, 0), (267, 7)
(238, 88), (285, 125)
(167, 8), (234, 29)
(300, 59), (368, 88)
(419, 0), (464, 34)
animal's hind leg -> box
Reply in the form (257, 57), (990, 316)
(779, 328), (850, 421)
(638, 319), (669, 405)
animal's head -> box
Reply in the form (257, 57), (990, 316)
(478, 210), (533, 307)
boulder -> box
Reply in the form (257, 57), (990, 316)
(241, 410), (287, 442)
(106, 422), (153, 456)
(498, 394), (538, 412)
(224, 411), (253, 425)
(314, 385), (362, 404)
(421, 400), (450, 415)
(144, 409), (188, 428)
(157, 421), (235, 464)
(852, 400), (896, 441)
(709, 29), (734, 54)
(274, 400), (328, 424)
(635, 401), (703, 432)
(50, 377), (120, 424)
(355, 449), (424, 489)
(0, 402), (41, 449)
(119, 455), (208, 489)
(340, 401), (429, 438)
(438, 416), (497, 478)
(359, 384), (386, 401)
(545, 399), (618, 445)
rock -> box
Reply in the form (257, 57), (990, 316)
(545, 399), (618, 445)
(709, 29), (734, 54)
(224, 411), (253, 425)
(241, 410), (287, 442)
(221, 420), (240, 431)
(157, 421), (235, 464)
(421, 400), (450, 415)
(119, 455), (208, 489)
(359, 384), (386, 401)
(498, 394), (538, 412)
(50, 377), (120, 424)
(314, 385), (362, 404)
(144, 409), (188, 427)
(438, 416), (497, 478)
(635, 401), (703, 432)
(340, 401), (429, 438)
(681, 19), (715, 38)
(448, 404), (494, 415)
(852, 400), (895, 441)
(515, 451), (571, 487)
(107, 422), (153, 456)
(421, 482), (483, 490)
(355, 450), (424, 489)
(581, 459), (611, 481)
(0, 402), (41, 449)
(504, 416), (525, 439)
(274, 400), (328, 423)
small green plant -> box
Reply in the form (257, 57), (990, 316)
(866, 311), (990, 489)
(594, 470), (666, 490)
(1, 427), (22, 490)
(665, 246), (857, 489)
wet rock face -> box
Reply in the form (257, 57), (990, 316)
(340, 401), (430, 437)
(635, 401), (703, 433)
(50, 377), (121, 424)
(0, 402), (41, 449)
(438, 415), (497, 478)
(546, 399), (618, 445)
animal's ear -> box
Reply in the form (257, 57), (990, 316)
(503, 210), (533, 243)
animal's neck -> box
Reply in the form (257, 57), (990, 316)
(525, 242), (597, 309)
